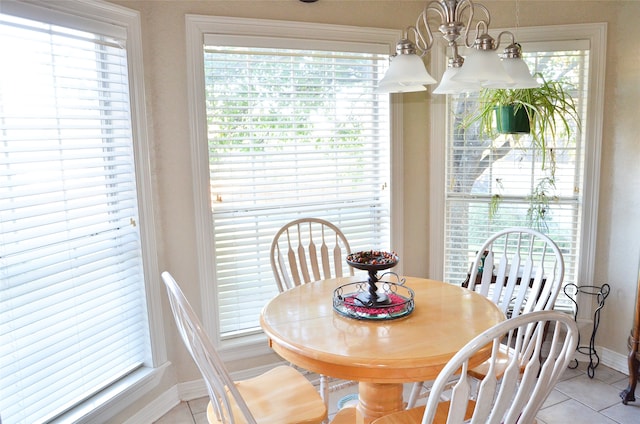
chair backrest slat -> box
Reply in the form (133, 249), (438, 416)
(285, 230), (302, 288)
(296, 224), (311, 283)
(320, 226), (331, 279)
(308, 224), (321, 281)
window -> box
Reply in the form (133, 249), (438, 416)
(186, 16), (403, 344)
(0, 1), (162, 423)
(430, 24), (606, 312)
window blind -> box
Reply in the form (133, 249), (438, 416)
(443, 47), (590, 311)
(203, 44), (391, 337)
(0, 13), (149, 424)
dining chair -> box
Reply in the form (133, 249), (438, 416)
(407, 227), (565, 408)
(270, 217), (354, 292)
(373, 310), (579, 424)
(161, 271), (327, 424)
(270, 217), (357, 407)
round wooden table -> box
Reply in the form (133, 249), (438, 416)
(260, 276), (505, 424)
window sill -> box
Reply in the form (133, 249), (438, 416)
(50, 362), (170, 424)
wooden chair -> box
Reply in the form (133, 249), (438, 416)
(270, 217), (354, 292)
(373, 310), (579, 424)
(270, 218), (356, 406)
(161, 271), (327, 424)
(408, 227), (565, 408)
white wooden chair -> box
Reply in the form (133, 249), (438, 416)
(270, 218), (356, 409)
(161, 271), (327, 424)
(270, 217), (354, 292)
(408, 227), (565, 408)
(373, 310), (579, 424)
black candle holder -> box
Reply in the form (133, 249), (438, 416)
(346, 251), (399, 307)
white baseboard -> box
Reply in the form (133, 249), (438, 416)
(122, 384), (180, 424)
(598, 346), (630, 375)
(571, 344), (629, 376)
(177, 379), (208, 401)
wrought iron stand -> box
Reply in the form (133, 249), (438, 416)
(564, 283), (610, 378)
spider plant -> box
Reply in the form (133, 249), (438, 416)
(463, 73), (581, 170)
(527, 176), (558, 231)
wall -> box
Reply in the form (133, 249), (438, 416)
(105, 0), (640, 420)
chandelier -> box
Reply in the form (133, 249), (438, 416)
(377, 0), (539, 94)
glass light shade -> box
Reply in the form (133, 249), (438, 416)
(375, 81), (427, 93)
(378, 53), (437, 89)
(451, 48), (514, 87)
(433, 67), (481, 94)
(483, 57), (540, 89)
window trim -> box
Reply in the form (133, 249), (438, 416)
(2, 0), (166, 421)
(185, 14), (404, 357)
(429, 23), (607, 320)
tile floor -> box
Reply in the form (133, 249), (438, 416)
(154, 362), (640, 423)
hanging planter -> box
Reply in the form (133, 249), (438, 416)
(462, 73), (580, 170)
(494, 104), (530, 134)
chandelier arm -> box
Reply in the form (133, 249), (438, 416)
(461, 2), (492, 48)
(455, 2), (481, 48)
(469, 20), (489, 47)
(495, 30), (516, 50)
(413, 5), (440, 55)
(453, 0), (473, 21)
(426, 1), (447, 22)
(400, 26), (427, 56)
(472, 3), (491, 28)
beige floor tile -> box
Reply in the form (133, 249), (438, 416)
(554, 374), (623, 411)
(591, 364), (629, 385)
(187, 397), (209, 415)
(541, 388), (570, 409)
(601, 400), (640, 424)
(557, 365), (584, 381)
(153, 402), (194, 424)
(612, 375), (632, 392)
(192, 411), (209, 424)
(536, 398), (618, 424)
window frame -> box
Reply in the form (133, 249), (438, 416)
(429, 23), (607, 320)
(186, 15), (404, 358)
(1, 1), (166, 422)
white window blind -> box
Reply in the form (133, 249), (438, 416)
(203, 43), (391, 337)
(443, 44), (590, 311)
(0, 12), (149, 424)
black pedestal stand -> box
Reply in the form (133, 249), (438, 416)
(564, 283), (610, 378)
